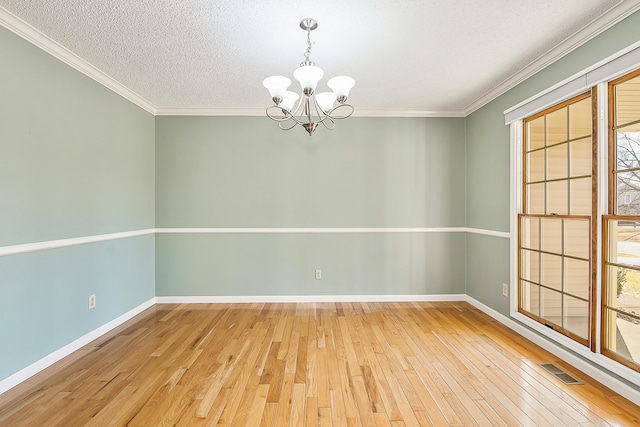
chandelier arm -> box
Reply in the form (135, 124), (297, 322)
(294, 96), (317, 126)
(266, 106), (297, 122)
(324, 103), (355, 120)
(308, 94), (332, 126)
(321, 117), (335, 130)
(304, 97), (315, 124)
(266, 105), (313, 127)
(288, 92), (305, 118)
(306, 95), (350, 128)
(278, 120), (299, 131)
(267, 99), (354, 125)
(289, 98), (314, 126)
(286, 113), (307, 126)
(280, 94), (312, 127)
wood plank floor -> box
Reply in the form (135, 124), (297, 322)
(1, 302), (639, 426)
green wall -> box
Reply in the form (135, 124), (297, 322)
(155, 116), (466, 296)
(465, 10), (640, 313)
(0, 26), (156, 381)
(156, 233), (465, 297)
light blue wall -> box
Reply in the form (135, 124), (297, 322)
(0, 236), (155, 378)
(0, 26), (156, 381)
(465, 10), (640, 313)
(155, 116), (466, 296)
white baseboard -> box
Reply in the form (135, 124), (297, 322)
(465, 295), (640, 407)
(155, 294), (467, 304)
(0, 298), (156, 395)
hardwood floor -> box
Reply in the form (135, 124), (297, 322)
(1, 302), (639, 426)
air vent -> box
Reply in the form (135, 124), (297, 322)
(538, 363), (583, 385)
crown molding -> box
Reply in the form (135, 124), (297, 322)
(154, 107), (265, 116)
(154, 107), (467, 118)
(463, 1), (640, 116)
(0, 6), (158, 115)
(352, 108), (466, 118)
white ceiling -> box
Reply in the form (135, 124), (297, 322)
(1, 1), (638, 116)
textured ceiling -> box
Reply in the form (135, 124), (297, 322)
(0, 0), (636, 115)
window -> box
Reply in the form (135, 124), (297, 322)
(509, 45), (640, 381)
(519, 92), (595, 345)
(603, 69), (640, 371)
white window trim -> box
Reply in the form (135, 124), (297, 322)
(504, 40), (640, 125)
(508, 50), (640, 386)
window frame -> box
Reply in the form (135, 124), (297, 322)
(600, 67), (640, 372)
(518, 90), (596, 347)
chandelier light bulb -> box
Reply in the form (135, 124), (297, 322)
(328, 76), (355, 103)
(315, 92), (337, 113)
(281, 91), (300, 111)
(262, 76), (291, 104)
(293, 65), (324, 95)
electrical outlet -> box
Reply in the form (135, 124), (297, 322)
(88, 294), (96, 310)
(315, 269), (322, 280)
(502, 283), (509, 297)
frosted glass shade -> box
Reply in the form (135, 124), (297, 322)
(262, 76), (291, 101)
(293, 65), (324, 92)
(328, 76), (355, 100)
(315, 92), (337, 113)
(281, 91), (299, 111)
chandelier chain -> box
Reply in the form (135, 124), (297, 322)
(304, 27), (314, 63)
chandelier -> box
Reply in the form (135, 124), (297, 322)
(262, 18), (355, 136)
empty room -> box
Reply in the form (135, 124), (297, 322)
(2, 1), (640, 425)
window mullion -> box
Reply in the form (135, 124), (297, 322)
(595, 81), (609, 353)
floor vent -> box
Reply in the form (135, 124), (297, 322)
(538, 363), (583, 385)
